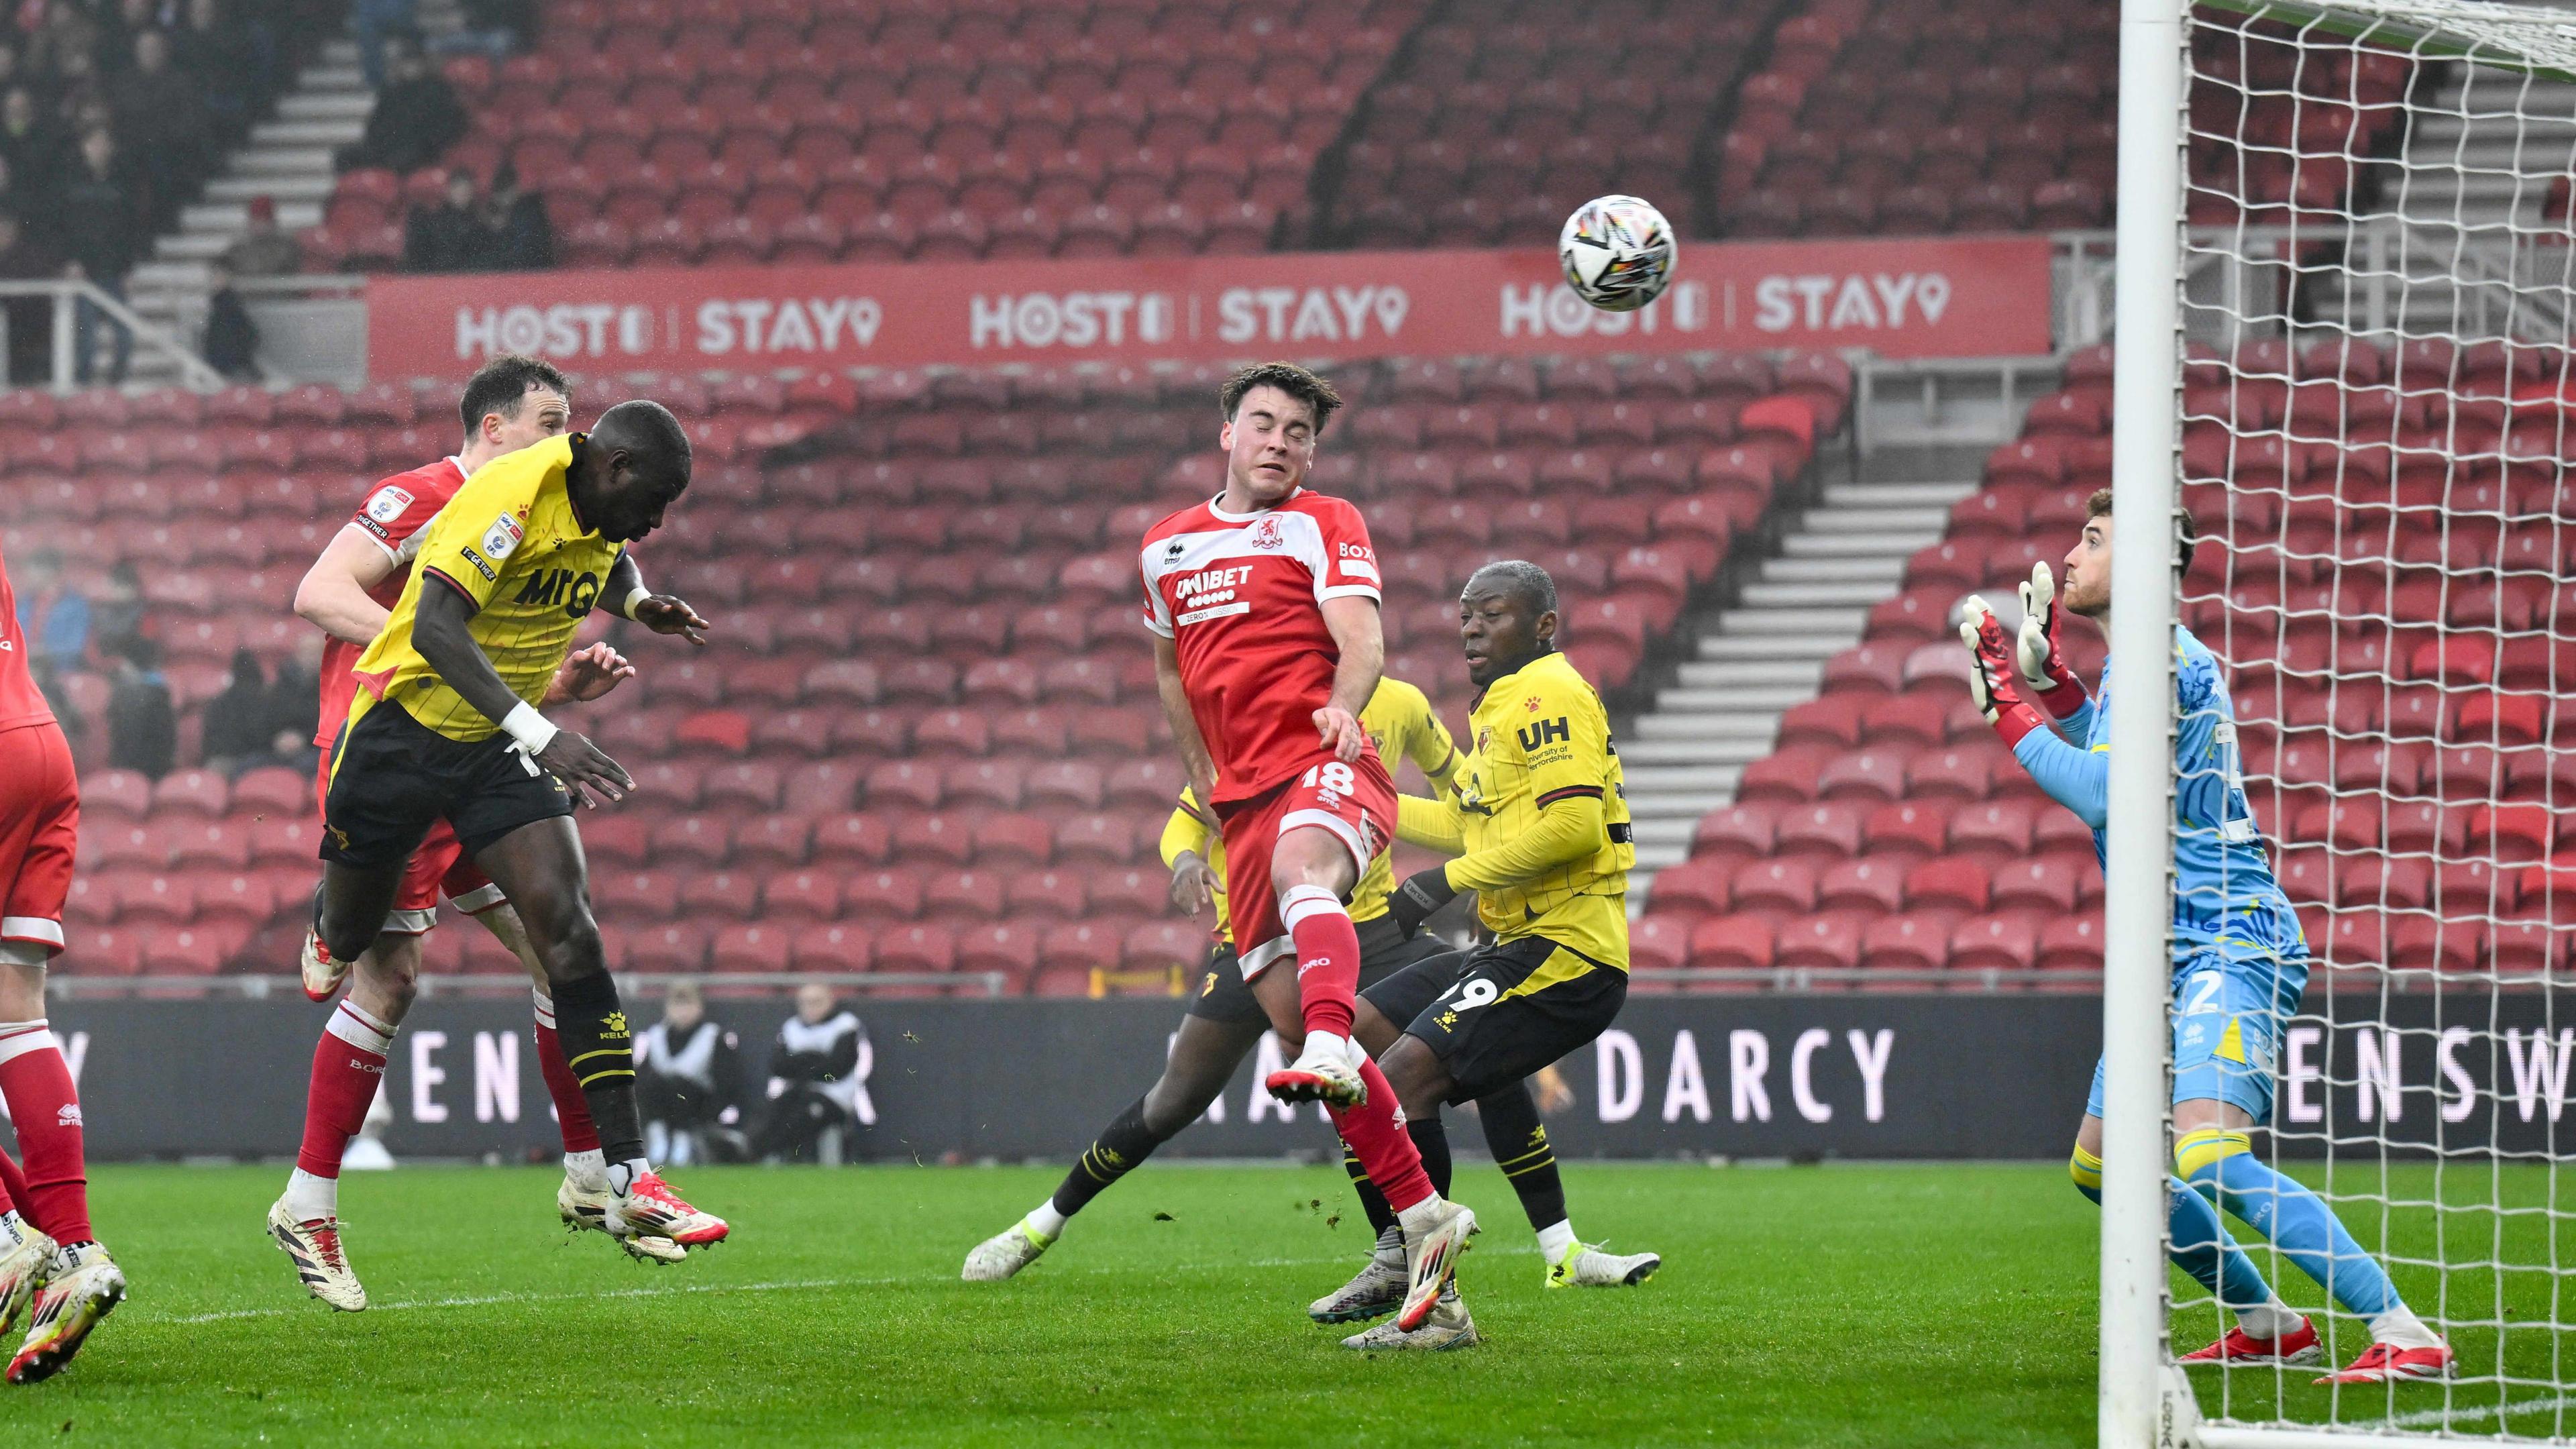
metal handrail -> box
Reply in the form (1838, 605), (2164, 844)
(0, 276), (225, 391)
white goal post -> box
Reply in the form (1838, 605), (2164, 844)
(2107, 0), (2576, 1445)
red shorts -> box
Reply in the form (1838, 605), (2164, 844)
(312, 750), (502, 935)
(1215, 750), (1396, 979)
(0, 722), (76, 957)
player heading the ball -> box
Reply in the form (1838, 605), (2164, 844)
(1138, 362), (1472, 1328)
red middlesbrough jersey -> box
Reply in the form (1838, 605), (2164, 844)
(314, 456), (469, 747)
(0, 533), (55, 735)
(1139, 488), (1383, 804)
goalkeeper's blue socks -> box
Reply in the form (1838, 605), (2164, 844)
(2178, 1128), (2400, 1318)
(2074, 1143), (2294, 1332)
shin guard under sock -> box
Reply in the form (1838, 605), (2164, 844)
(1049, 1097), (1169, 1220)
(547, 971), (645, 1165)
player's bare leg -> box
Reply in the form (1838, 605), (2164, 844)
(473, 818), (724, 1252)
(0, 947), (119, 1383)
(966, 1013), (1265, 1279)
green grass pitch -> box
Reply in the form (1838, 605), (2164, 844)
(0, 1161), (2562, 1446)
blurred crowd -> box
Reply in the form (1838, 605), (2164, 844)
(12, 547), (318, 780)
(330, 20), (550, 276)
(0, 0), (327, 383)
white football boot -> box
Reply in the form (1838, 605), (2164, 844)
(267, 1197), (366, 1311)
(299, 924), (348, 1002)
(8, 1241), (125, 1384)
(1342, 1287), (1480, 1350)
(1546, 1241), (1662, 1289)
(0, 1220), (55, 1339)
(961, 1219), (1055, 1282)
(1263, 1036), (1366, 1108)
(557, 1176), (686, 1263)
(1397, 1199), (1477, 1332)
(1309, 1226), (1406, 1323)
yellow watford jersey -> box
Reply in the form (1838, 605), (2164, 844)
(1161, 676), (1461, 945)
(1403, 650), (1631, 967)
(349, 435), (624, 742)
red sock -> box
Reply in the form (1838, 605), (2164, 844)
(294, 1000), (393, 1179)
(1329, 1058), (1433, 1214)
(0, 1144), (23, 1222)
(0, 1021), (89, 1244)
(1282, 887), (1362, 1040)
(531, 991), (600, 1155)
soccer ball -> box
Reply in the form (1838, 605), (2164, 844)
(1558, 195), (1677, 313)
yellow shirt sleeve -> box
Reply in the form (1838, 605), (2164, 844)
(415, 447), (549, 613)
(1160, 788), (1212, 868)
(1396, 793), (1464, 854)
(1404, 693), (1460, 790)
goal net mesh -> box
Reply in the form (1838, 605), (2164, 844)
(2176, 0), (2576, 1437)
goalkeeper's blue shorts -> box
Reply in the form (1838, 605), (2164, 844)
(2085, 944), (2300, 1124)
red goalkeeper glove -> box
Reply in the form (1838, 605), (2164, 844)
(1960, 596), (2045, 749)
(2012, 561), (2090, 723)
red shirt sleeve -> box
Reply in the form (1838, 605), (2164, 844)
(346, 476), (448, 561)
(1311, 498), (1381, 606)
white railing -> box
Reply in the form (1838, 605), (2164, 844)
(0, 277), (227, 391)
(2055, 221), (2574, 352)
(46, 971), (1016, 1000)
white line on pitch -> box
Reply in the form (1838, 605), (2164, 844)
(162, 1244), (1536, 1326)
(2379, 1391), (2576, 1429)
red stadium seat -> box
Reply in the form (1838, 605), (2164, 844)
(1949, 915), (2039, 973)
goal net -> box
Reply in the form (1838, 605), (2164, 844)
(2110, 0), (2576, 1443)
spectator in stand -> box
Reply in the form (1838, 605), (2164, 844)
(12, 549), (87, 682)
(0, 209), (58, 386)
(351, 0), (415, 89)
(109, 28), (205, 228)
(222, 193), (300, 276)
(752, 984), (873, 1164)
(87, 561), (146, 665)
(337, 34), (463, 176)
(480, 163), (549, 271)
(432, 0), (531, 60)
(58, 127), (136, 384)
(105, 637), (174, 780)
(260, 631), (321, 773)
(0, 89), (66, 199)
(636, 981), (745, 1167)
(173, 0), (266, 142)
(201, 261), (258, 379)
(403, 166), (482, 272)
(199, 647), (271, 775)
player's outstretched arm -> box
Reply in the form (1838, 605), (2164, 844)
(1151, 633), (1220, 808)
(1962, 598), (2107, 827)
(414, 580), (633, 808)
(603, 551), (708, 645)
(294, 526), (403, 646)
(1313, 595), (1383, 764)
(2013, 562), (2093, 739)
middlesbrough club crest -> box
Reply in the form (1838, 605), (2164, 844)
(1250, 517), (1284, 549)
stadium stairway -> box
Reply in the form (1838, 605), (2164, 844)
(2308, 63), (2576, 337)
(1624, 462), (1975, 904)
(125, 0), (470, 381)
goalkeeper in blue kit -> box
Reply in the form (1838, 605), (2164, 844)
(1960, 490), (2449, 1386)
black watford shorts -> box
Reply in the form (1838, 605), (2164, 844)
(1361, 936), (1628, 1106)
(1184, 913), (1450, 1028)
(320, 698), (575, 870)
